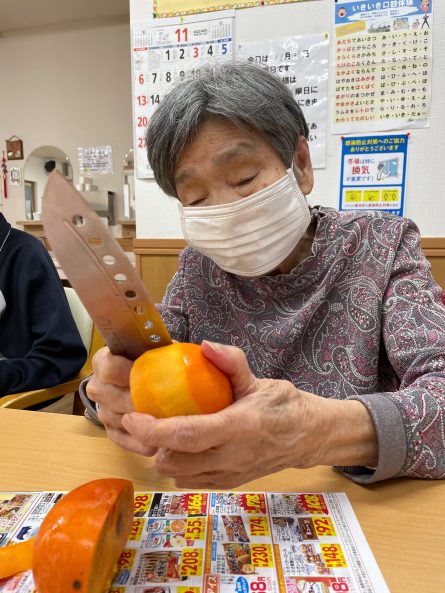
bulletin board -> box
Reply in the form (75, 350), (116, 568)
(130, 0), (445, 238)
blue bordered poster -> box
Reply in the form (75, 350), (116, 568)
(333, 0), (433, 134)
(339, 134), (409, 217)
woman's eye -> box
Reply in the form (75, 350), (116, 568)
(188, 197), (206, 206)
(237, 175), (256, 186)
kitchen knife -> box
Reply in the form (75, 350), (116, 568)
(42, 170), (172, 360)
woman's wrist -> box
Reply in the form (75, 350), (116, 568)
(297, 392), (378, 468)
(320, 397), (378, 467)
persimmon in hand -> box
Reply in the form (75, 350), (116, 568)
(130, 342), (233, 417)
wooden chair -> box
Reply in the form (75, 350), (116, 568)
(0, 287), (104, 410)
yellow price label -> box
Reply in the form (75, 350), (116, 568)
(321, 544), (347, 568)
(363, 190), (380, 202)
(251, 544), (274, 568)
(180, 548), (204, 577)
(248, 516), (270, 537)
(129, 517), (146, 541)
(117, 548), (137, 571)
(344, 190), (362, 203)
(312, 517), (336, 538)
(178, 587), (201, 593)
(185, 517), (206, 540)
(133, 493), (152, 514)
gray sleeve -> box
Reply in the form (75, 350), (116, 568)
(79, 376), (104, 427)
(336, 393), (407, 484)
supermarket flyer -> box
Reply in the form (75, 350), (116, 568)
(0, 491), (389, 593)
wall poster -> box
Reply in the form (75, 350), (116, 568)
(333, 0), (433, 134)
(339, 133), (409, 217)
(153, 0), (315, 20)
(78, 145), (113, 176)
(132, 16), (233, 179)
(238, 33), (329, 169)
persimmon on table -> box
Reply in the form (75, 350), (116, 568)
(0, 478), (134, 593)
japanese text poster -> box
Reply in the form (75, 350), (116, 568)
(78, 145), (113, 175)
(339, 134), (409, 216)
(238, 34), (329, 169)
(132, 17), (233, 179)
(333, 0), (433, 134)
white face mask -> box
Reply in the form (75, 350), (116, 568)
(179, 168), (311, 277)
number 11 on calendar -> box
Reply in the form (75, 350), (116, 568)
(132, 18), (233, 178)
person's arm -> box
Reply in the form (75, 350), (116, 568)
(0, 240), (86, 395)
(343, 221), (445, 482)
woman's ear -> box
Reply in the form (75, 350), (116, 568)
(293, 136), (314, 196)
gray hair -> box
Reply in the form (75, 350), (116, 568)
(145, 61), (309, 198)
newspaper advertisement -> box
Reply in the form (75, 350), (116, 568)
(0, 490), (389, 593)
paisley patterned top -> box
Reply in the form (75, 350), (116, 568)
(159, 207), (445, 483)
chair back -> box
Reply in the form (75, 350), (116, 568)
(0, 287), (104, 409)
(64, 287), (93, 352)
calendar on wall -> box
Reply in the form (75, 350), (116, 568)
(132, 17), (233, 179)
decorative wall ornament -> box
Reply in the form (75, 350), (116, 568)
(10, 167), (22, 186)
(1, 152), (8, 199)
(5, 136), (24, 160)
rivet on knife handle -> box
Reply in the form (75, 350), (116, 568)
(42, 171), (172, 360)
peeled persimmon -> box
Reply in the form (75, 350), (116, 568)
(130, 342), (233, 417)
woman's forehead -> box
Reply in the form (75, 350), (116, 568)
(174, 142), (265, 189)
(186, 118), (263, 149)
(174, 119), (275, 176)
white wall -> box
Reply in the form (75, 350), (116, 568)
(25, 155), (53, 213)
(0, 22), (133, 227)
(131, 0), (445, 238)
(25, 151), (71, 214)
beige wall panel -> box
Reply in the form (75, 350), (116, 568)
(134, 239), (445, 304)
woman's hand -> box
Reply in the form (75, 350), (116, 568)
(86, 347), (157, 456)
(89, 342), (378, 488)
(120, 341), (377, 488)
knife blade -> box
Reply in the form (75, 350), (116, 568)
(42, 170), (172, 360)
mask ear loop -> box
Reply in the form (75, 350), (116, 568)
(291, 163), (304, 185)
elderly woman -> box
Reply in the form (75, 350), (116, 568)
(83, 62), (445, 487)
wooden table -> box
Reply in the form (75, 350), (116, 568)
(1, 408), (443, 592)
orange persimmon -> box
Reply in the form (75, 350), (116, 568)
(130, 342), (233, 417)
(32, 478), (134, 593)
(0, 537), (34, 579)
